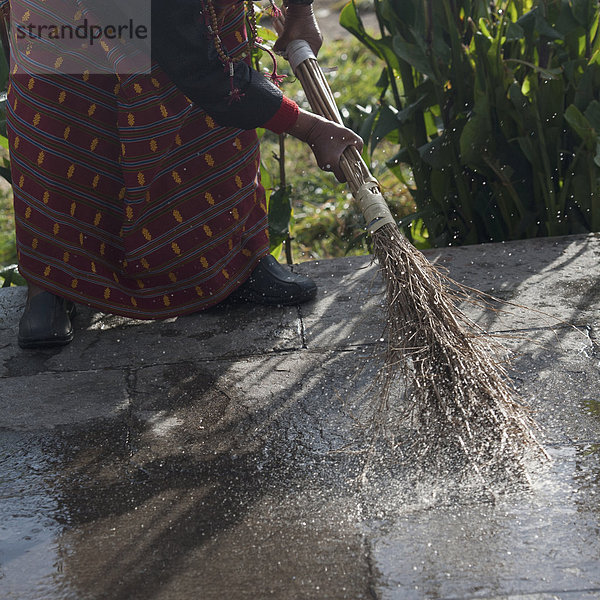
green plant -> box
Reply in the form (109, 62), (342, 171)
(1, 264), (24, 287)
(341, 0), (600, 246)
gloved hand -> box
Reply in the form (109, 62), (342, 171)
(272, 4), (322, 58)
(288, 109), (364, 183)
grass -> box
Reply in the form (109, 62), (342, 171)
(0, 180), (15, 267)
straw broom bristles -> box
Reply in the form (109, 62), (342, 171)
(291, 50), (549, 479)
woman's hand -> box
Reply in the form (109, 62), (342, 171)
(288, 109), (364, 183)
(272, 4), (322, 58)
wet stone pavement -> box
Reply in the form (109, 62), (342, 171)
(1, 233), (600, 600)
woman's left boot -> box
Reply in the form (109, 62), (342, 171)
(18, 291), (76, 349)
(227, 255), (317, 306)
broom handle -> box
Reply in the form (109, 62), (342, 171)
(292, 57), (374, 195)
(287, 41), (395, 232)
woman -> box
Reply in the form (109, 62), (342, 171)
(4, 0), (362, 348)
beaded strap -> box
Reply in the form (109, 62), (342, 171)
(202, 0), (284, 104)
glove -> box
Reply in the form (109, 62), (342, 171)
(273, 4), (322, 58)
(288, 109), (364, 183)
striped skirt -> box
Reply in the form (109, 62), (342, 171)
(7, 0), (270, 318)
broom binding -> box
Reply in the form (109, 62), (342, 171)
(355, 180), (396, 234)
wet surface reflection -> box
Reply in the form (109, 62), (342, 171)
(1, 433), (69, 599)
(2, 407), (600, 599)
(2, 413), (369, 599)
(363, 445), (600, 599)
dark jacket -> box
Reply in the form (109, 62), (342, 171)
(151, 0), (285, 129)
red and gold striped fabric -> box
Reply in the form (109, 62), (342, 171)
(7, 0), (270, 318)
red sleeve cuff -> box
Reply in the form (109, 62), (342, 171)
(263, 96), (300, 134)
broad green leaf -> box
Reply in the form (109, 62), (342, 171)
(537, 78), (565, 126)
(269, 242), (284, 260)
(0, 164), (11, 184)
(427, 26), (452, 67)
(571, 0), (598, 29)
(555, 0), (584, 36)
(516, 9), (537, 40)
(256, 27), (278, 43)
(505, 21), (525, 42)
(380, 0), (417, 29)
(392, 35), (438, 82)
(268, 185), (292, 249)
(385, 147), (411, 183)
(565, 103), (597, 149)
(514, 136), (534, 166)
(260, 158), (272, 193)
(339, 2), (374, 49)
(0, 265), (26, 287)
(358, 106), (379, 158)
(408, 217), (431, 249)
(429, 168), (450, 208)
(533, 7), (564, 40)
(418, 134), (453, 170)
(584, 99), (600, 130)
(370, 103), (400, 153)
(397, 93), (430, 124)
(460, 109), (491, 165)
(340, 2), (401, 71)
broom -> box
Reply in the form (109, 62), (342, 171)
(285, 40), (548, 478)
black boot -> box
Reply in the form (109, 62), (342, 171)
(228, 255), (317, 306)
(18, 292), (76, 349)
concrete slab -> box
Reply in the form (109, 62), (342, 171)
(1, 234), (600, 600)
(0, 370), (129, 430)
(366, 444), (600, 599)
(0, 300), (304, 377)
